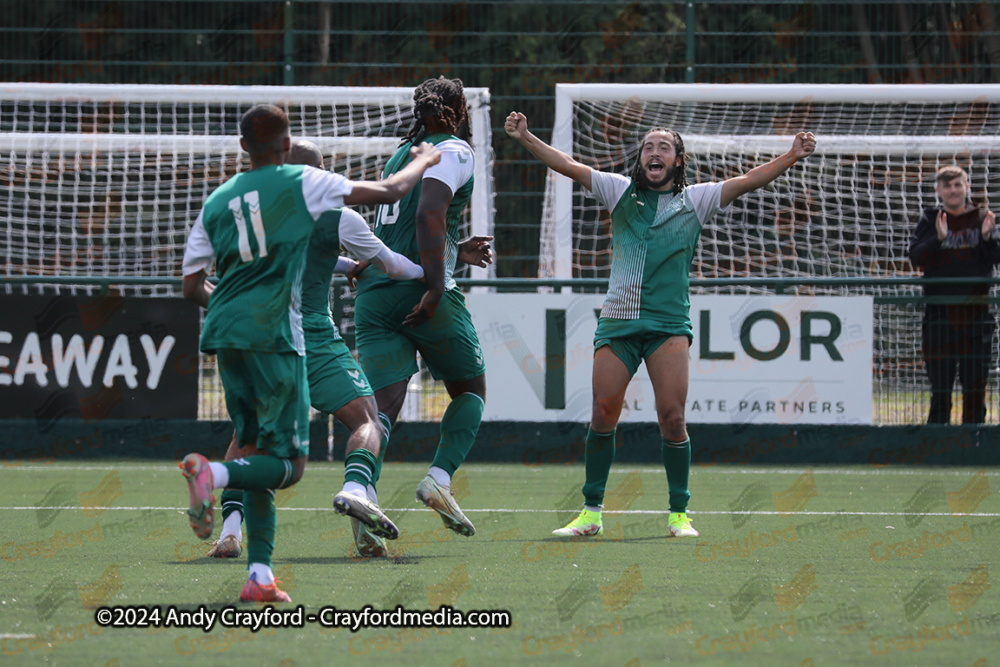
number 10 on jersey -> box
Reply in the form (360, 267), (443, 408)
(376, 202), (400, 232)
(229, 190), (267, 262)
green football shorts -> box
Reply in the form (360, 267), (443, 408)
(216, 348), (310, 458)
(594, 317), (692, 378)
(355, 283), (486, 391)
(305, 335), (373, 414)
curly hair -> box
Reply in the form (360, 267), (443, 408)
(629, 127), (687, 195)
(401, 76), (471, 146)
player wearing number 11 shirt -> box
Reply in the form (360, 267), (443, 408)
(179, 104), (439, 602)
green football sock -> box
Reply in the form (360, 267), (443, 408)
(374, 412), (392, 485)
(582, 428), (617, 507)
(662, 438), (691, 513)
(243, 489), (276, 567)
(431, 393), (484, 476)
(219, 488), (243, 523)
(344, 448), (378, 488)
(223, 455), (294, 491)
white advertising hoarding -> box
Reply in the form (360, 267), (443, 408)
(465, 293), (873, 425)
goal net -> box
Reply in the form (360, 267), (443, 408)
(541, 84), (1000, 424)
(1, 83), (494, 420)
(2, 83), (494, 292)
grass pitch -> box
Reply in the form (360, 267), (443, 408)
(1, 461), (997, 665)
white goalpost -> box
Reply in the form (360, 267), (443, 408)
(1, 83), (495, 294)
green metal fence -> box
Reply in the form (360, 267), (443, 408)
(3, 0), (999, 279)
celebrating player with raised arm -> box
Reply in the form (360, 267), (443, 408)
(354, 77), (487, 538)
(180, 105), (439, 602)
(506, 111), (816, 539)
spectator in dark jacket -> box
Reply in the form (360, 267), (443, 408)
(908, 165), (999, 424)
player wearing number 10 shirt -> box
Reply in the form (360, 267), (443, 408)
(179, 104), (440, 603)
(354, 77), (485, 538)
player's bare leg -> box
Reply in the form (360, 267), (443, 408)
(646, 336), (698, 537)
(373, 379), (409, 428)
(555, 346), (631, 537)
(591, 347), (631, 432)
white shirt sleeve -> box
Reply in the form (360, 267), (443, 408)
(333, 257), (359, 274)
(422, 139), (474, 195)
(372, 246), (425, 280)
(181, 210), (214, 276)
(337, 209), (424, 280)
(686, 182), (730, 225)
(301, 166), (354, 220)
(338, 208), (386, 261)
(587, 170), (632, 211)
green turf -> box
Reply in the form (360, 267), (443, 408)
(1, 461), (997, 665)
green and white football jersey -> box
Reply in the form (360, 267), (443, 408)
(182, 164), (353, 354)
(356, 133), (474, 295)
(588, 171), (728, 331)
(300, 207), (386, 344)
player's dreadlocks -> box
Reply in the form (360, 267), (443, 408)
(630, 127), (687, 195)
(402, 76), (471, 146)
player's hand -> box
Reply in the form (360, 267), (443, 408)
(791, 132), (816, 160)
(982, 210), (996, 241)
(410, 142), (442, 167)
(458, 235), (494, 268)
(403, 289), (443, 328)
(345, 259), (369, 288)
(505, 112), (528, 141)
(936, 210), (949, 241)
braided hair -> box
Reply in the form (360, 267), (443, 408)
(401, 76), (471, 146)
(629, 127), (687, 195)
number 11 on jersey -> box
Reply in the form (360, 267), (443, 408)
(229, 190), (267, 262)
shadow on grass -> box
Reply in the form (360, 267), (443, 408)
(280, 555), (441, 565)
(503, 536), (669, 544)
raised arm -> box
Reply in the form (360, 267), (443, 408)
(505, 111), (593, 191)
(344, 142), (442, 206)
(719, 132), (816, 208)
